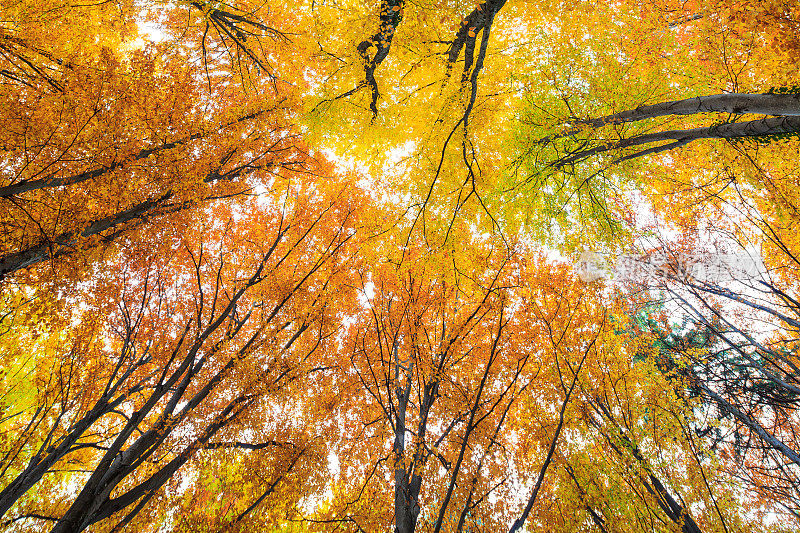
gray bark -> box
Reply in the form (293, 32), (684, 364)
(701, 384), (800, 466)
(592, 400), (703, 533)
(393, 340), (423, 533)
(0, 110), (265, 199)
(581, 93), (800, 128)
(0, 159), (258, 278)
(556, 115), (800, 167)
(0, 193), (172, 278)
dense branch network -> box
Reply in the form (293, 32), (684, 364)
(0, 34), (70, 92)
(2, 0), (800, 530)
(191, 1), (289, 82)
(0, 109), (315, 278)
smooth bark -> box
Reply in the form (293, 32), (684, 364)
(581, 93), (800, 128)
(556, 115), (800, 167)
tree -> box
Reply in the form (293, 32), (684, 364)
(501, 12), (800, 523)
(2, 0), (799, 529)
(525, 93), (799, 169)
(303, 228), (702, 532)
(625, 232), (800, 522)
(0, 51), (314, 280)
(0, 178), (370, 531)
(0, 0), (318, 281)
(501, 0), (800, 244)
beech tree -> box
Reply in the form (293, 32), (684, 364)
(623, 222), (800, 522)
(536, 93), (800, 168)
(301, 229), (731, 532)
(0, 55), (313, 279)
(0, 180), (369, 530)
(0, 0), (314, 281)
(0, 0), (798, 530)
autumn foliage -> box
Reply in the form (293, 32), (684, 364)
(0, 0), (799, 531)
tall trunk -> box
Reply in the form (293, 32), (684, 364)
(0, 193), (173, 278)
(592, 400), (703, 533)
(0, 109), (265, 199)
(50, 395), (255, 533)
(0, 159), (258, 278)
(556, 115), (800, 167)
(393, 328), (426, 533)
(0, 140), (195, 199)
(700, 384), (800, 466)
(581, 93), (800, 128)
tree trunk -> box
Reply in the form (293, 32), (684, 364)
(582, 93), (800, 128)
(557, 115), (800, 167)
(0, 193), (172, 278)
(0, 159), (258, 278)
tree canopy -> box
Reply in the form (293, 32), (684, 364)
(1, 0), (799, 531)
